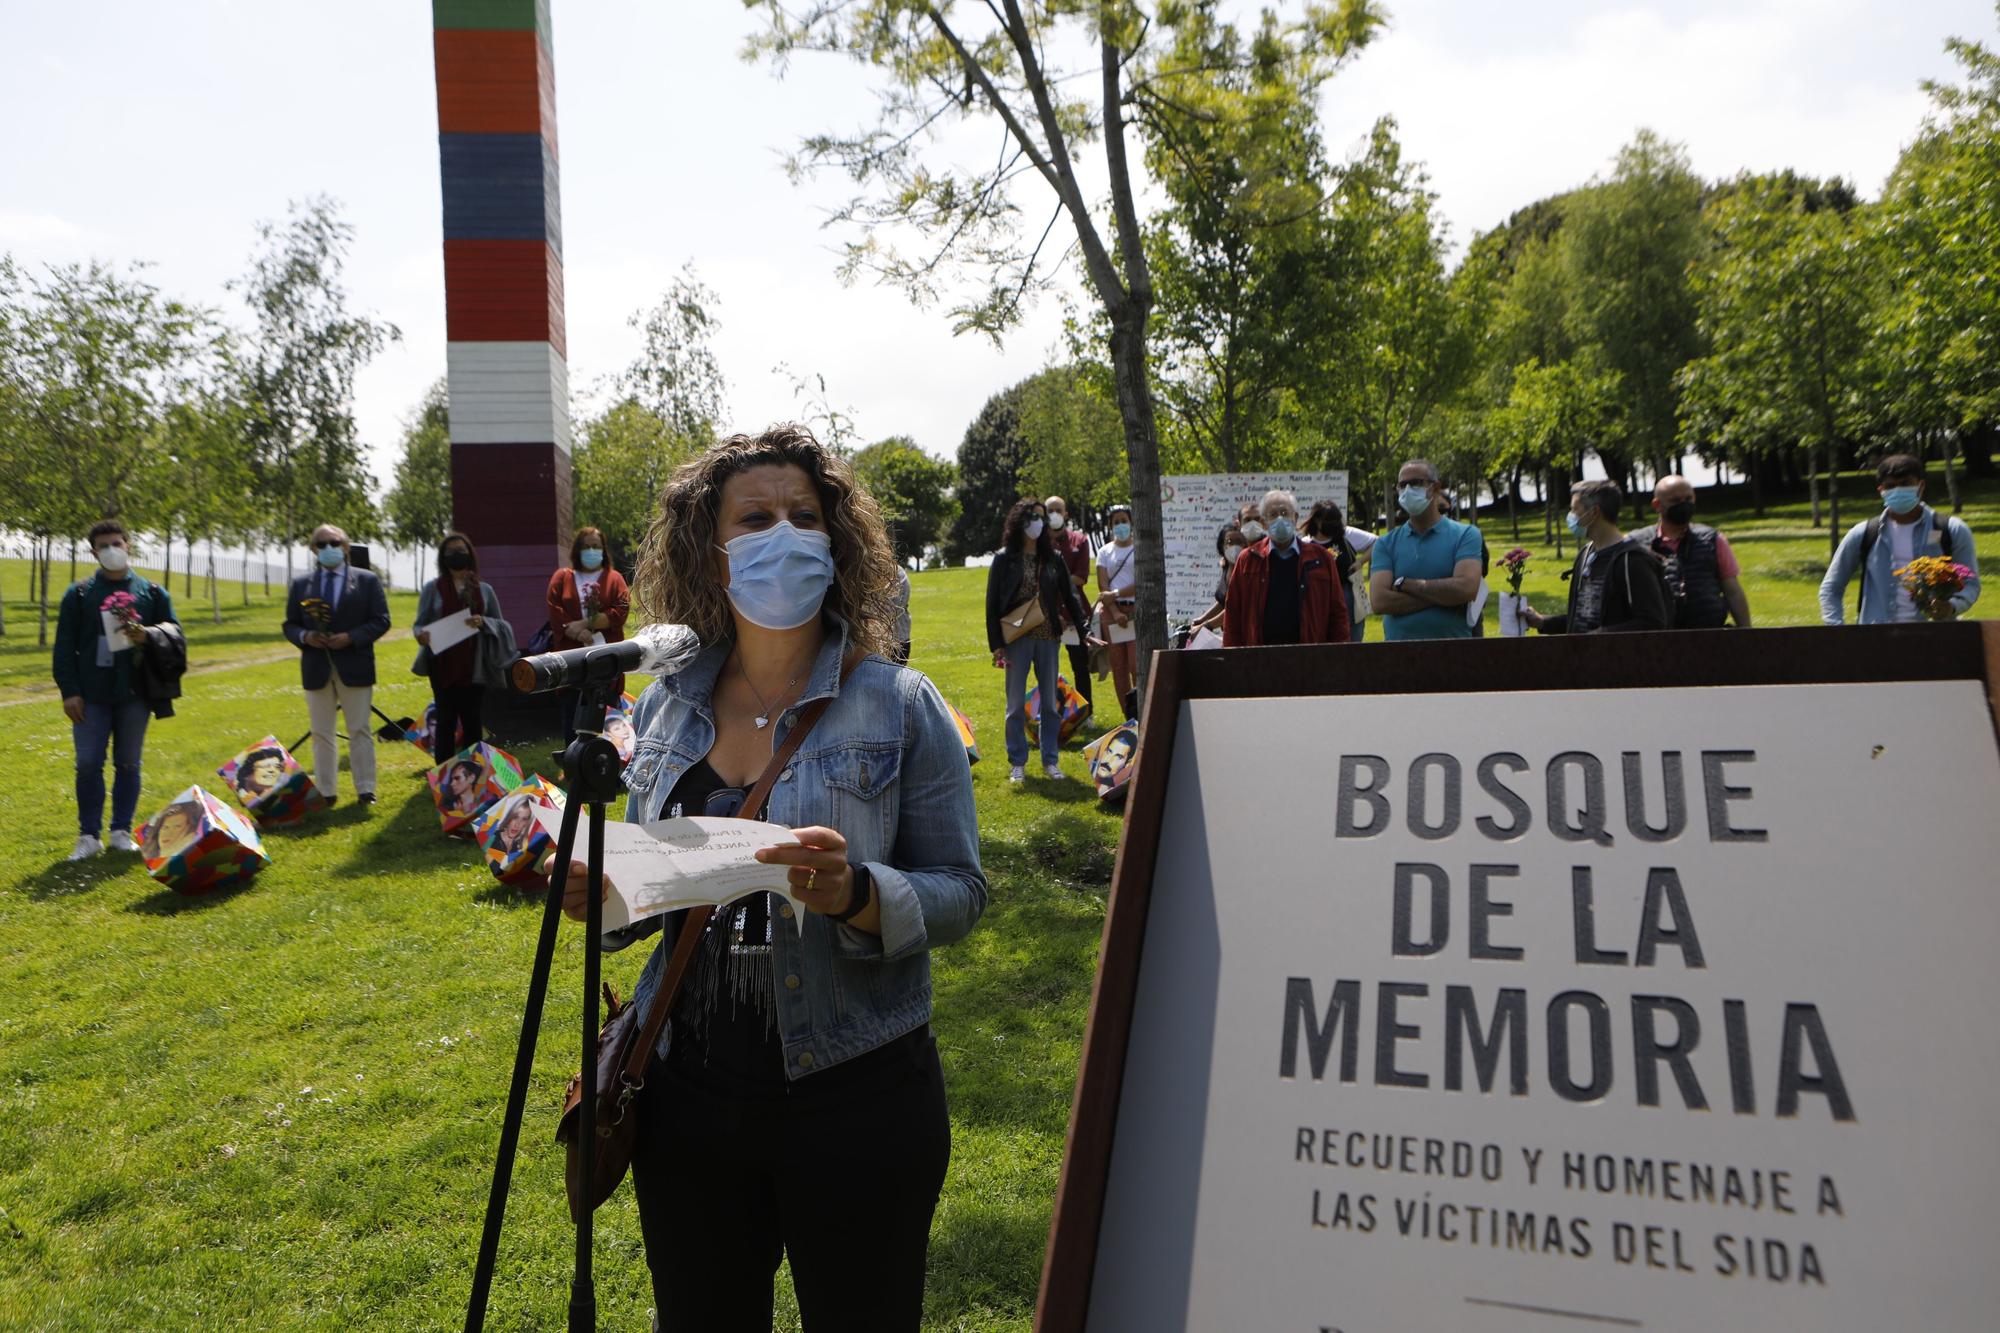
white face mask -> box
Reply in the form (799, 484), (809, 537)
(1047, 512), (1065, 531)
(1025, 519), (1045, 541)
(96, 544), (131, 573)
(1241, 521), (1266, 542)
(1224, 546), (1243, 566)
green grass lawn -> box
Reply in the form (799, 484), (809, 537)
(0, 561), (1118, 1331)
(0, 473), (1990, 1329)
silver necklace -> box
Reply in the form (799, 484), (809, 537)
(737, 658), (804, 729)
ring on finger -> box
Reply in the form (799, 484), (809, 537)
(806, 867), (818, 893)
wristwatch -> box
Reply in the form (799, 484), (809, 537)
(831, 863), (873, 923)
(1393, 576), (1408, 593)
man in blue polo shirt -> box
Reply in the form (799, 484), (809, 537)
(1368, 459), (1484, 640)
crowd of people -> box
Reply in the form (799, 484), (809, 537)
(39, 428), (1988, 1331)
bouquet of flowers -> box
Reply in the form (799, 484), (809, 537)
(581, 581), (601, 620)
(300, 596), (333, 631)
(1895, 556), (1974, 621)
(102, 590), (141, 630)
(1499, 548), (1532, 595)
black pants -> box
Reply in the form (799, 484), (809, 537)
(631, 1036), (952, 1332)
(1064, 640), (1093, 705)
(429, 682), (484, 755)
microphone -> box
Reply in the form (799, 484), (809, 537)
(509, 623), (703, 695)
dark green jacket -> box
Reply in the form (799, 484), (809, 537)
(52, 573), (178, 704)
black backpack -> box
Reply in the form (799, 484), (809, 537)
(1856, 511), (1956, 618)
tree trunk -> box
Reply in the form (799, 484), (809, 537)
(262, 550), (269, 596)
(1941, 432), (1963, 513)
(1826, 443), (1840, 558)
(208, 548), (222, 624)
(1807, 450), (1821, 528)
(1751, 459), (1764, 518)
(69, 541), (77, 585)
(1106, 310), (1167, 691)
(1508, 466), (1519, 539)
(40, 536), (54, 647)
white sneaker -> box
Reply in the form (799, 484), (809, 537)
(1008, 766), (1026, 784)
(69, 834), (103, 861)
(1043, 763), (1068, 781)
(107, 830), (141, 853)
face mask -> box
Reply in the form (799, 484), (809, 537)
(718, 521), (836, 630)
(1025, 519), (1045, 541)
(1224, 546), (1243, 566)
(1883, 485), (1921, 515)
(1241, 521), (1265, 542)
(1566, 509), (1588, 537)
(580, 548), (604, 571)
(1268, 516), (1296, 548)
(96, 544), (130, 573)
(1398, 485), (1432, 517)
(1662, 500), (1695, 526)
(1113, 522), (1132, 543)
(445, 551), (472, 571)
(1047, 513), (1065, 531)
(316, 545), (345, 569)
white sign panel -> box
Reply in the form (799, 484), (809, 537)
(1159, 471), (1349, 625)
(1087, 682), (2000, 1331)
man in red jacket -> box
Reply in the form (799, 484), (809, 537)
(1223, 490), (1350, 646)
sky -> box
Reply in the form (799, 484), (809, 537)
(2, 0), (1993, 492)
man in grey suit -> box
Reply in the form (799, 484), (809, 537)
(283, 524), (392, 806)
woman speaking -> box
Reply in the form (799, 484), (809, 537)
(561, 424), (986, 1331)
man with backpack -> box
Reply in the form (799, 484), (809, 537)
(1819, 455), (1981, 625)
(1522, 480), (1672, 635)
(1637, 475), (1753, 629)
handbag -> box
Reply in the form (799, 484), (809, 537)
(554, 660), (852, 1221)
(1001, 593), (1046, 644)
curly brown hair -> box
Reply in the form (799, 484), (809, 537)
(633, 424), (902, 659)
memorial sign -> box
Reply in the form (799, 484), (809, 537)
(1159, 471), (1348, 625)
(1040, 625), (2000, 1333)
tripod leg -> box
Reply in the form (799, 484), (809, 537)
(570, 803), (605, 1332)
(464, 794), (587, 1333)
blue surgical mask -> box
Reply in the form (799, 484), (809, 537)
(1566, 509), (1587, 537)
(1883, 485), (1921, 515)
(1398, 485), (1431, 517)
(316, 544), (345, 569)
(1269, 516), (1295, 548)
(1113, 522), (1132, 543)
(580, 548), (604, 571)
(718, 522), (836, 630)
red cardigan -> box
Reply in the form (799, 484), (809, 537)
(1222, 538), (1350, 646)
(546, 566), (632, 690)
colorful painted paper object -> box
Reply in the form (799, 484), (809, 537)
(472, 777), (568, 886)
(943, 696), (980, 765)
(397, 703), (468, 759)
(427, 742), (526, 836)
(1023, 675), (1093, 747)
(139, 785), (271, 896)
(601, 691), (638, 764)
(1081, 722), (1140, 806)
(216, 735), (325, 826)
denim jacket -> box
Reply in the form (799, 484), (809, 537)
(1818, 504), (1981, 625)
(610, 621), (986, 1079)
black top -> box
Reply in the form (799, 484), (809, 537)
(658, 756), (928, 1097)
(1262, 549), (1303, 645)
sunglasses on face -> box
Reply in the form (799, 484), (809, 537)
(313, 540), (343, 550)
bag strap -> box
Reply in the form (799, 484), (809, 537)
(618, 651), (861, 1088)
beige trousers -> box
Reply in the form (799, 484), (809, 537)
(305, 677), (376, 798)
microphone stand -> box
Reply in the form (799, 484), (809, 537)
(464, 672), (626, 1332)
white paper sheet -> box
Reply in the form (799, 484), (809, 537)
(101, 609), (136, 652)
(1464, 577), (1490, 629)
(534, 810), (807, 934)
(422, 608), (478, 654)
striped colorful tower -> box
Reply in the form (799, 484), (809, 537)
(432, 0), (570, 629)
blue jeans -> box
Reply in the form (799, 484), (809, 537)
(1004, 636), (1062, 767)
(74, 699), (151, 836)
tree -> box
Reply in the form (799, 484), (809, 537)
(621, 267), (726, 440)
(1680, 175), (1880, 554)
(571, 398), (701, 571)
(152, 382), (258, 624)
(851, 436), (958, 563)
(1493, 356), (1623, 552)
(1559, 131), (1705, 479)
(744, 0), (1384, 683)
(383, 379), (455, 586)
(945, 382), (1033, 563)
(234, 196), (398, 576)
(1017, 362), (1128, 526)
(0, 257), (216, 642)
